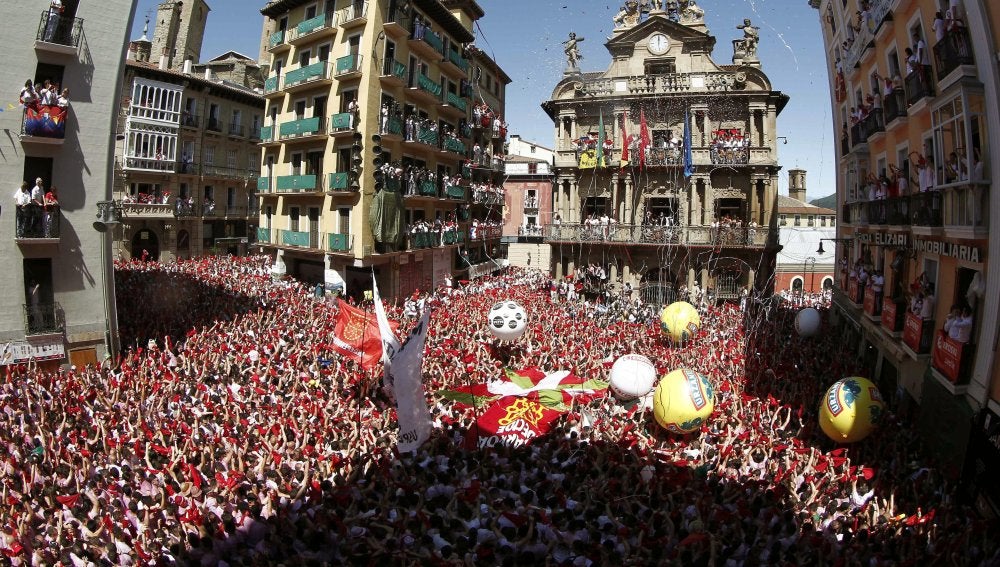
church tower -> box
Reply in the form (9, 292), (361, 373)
(151, 0), (211, 69)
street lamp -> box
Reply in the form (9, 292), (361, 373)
(92, 200), (123, 360)
(805, 256), (816, 293)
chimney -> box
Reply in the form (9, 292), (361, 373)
(159, 54), (169, 70)
(183, 59), (193, 74)
(788, 169), (807, 203)
(204, 68), (213, 81)
(127, 42), (137, 61)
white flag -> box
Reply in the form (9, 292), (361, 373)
(372, 276), (401, 363)
(390, 308), (433, 452)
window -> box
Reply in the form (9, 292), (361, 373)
(807, 215), (816, 227)
(932, 93), (986, 186)
(204, 186), (214, 202)
(227, 149), (237, 169)
(822, 277), (834, 290)
(290, 206), (300, 231)
(779, 214), (787, 226)
(644, 59), (676, 75)
(227, 187), (236, 209)
(791, 277), (804, 292)
(291, 153), (302, 175)
(794, 214), (801, 227)
(264, 205), (273, 229)
(204, 145), (215, 165)
(339, 207), (350, 234)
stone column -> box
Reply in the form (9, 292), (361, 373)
(570, 179), (580, 223)
(624, 176), (633, 223)
(690, 179), (702, 225)
(700, 267), (709, 290)
(702, 178), (715, 225)
(688, 267), (697, 290)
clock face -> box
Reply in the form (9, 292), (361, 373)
(648, 34), (670, 55)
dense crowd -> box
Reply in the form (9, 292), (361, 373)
(0, 255), (996, 566)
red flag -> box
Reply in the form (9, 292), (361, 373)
(465, 397), (562, 450)
(331, 302), (393, 370)
(639, 109), (650, 170)
(56, 494), (80, 508)
(620, 112), (630, 169)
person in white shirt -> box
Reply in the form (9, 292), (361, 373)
(932, 11), (947, 42)
(944, 305), (973, 343)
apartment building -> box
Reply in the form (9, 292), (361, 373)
(810, 0), (1000, 515)
(0, 1), (135, 367)
(256, 0), (508, 298)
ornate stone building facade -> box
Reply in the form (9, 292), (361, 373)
(543, 5), (787, 302)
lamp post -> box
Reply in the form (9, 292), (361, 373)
(806, 256), (817, 293)
(93, 201), (123, 360)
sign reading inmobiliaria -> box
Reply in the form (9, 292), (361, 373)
(440, 367), (609, 449)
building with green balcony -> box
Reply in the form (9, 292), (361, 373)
(256, 0), (509, 300)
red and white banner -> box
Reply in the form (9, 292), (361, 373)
(331, 302), (389, 369)
(470, 397), (563, 449)
(903, 311), (923, 352)
(932, 331), (963, 383)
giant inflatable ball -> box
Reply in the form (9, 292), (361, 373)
(652, 369), (715, 434)
(660, 301), (700, 344)
(795, 307), (822, 337)
(487, 300), (528, 341)
(609, 354), (658, 400)
(819, 377), (885, 443)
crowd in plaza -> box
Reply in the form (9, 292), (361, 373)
(0, 255), (996, 565)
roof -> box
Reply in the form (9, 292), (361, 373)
(506, 155), (549, 164)
(777, 195), (835, 215)
(262, 0), (474, 43)
(205, 51), (259, 64)
(125, 60), (264, 104)
(509, 135), (553, 152)
(469, 47), (511, 85)
(441, 0), (485, 20)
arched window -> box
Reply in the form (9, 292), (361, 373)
(822, 276), (834, 290)
(791, 277), (804, 292)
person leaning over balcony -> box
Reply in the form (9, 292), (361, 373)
(13, 182), (31, 238)
(44, 0), (63, 43)
(56, 88), (68, 108)
(933, 12), (946, 43)
(43, 186), (58, 238)
(943, 304), (972, 344)
(19, 80), (38, 111)
(913, 32), (932, 87)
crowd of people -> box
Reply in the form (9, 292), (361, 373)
(709, 130), (750, 165)
(13, 178), (60, 239)
(0, 255), (996, 565)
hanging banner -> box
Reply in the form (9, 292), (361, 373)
(389, 309), (433, 452)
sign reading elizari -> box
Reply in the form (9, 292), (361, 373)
(855, 232), (908, 246)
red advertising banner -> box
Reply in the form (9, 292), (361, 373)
(932, 331), (963, 383)
(881, 300), (898, 332)
(864, 286), (877, 315)
(467, 397), (563, 449)
(903, 311), (923, 352)
(849, 279), (860, 303)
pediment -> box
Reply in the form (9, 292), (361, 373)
(605, 15), (715, 57)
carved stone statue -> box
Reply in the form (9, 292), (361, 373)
(681, 0), (704, 23)
(562, 32), (584, 69)
(613, 1), (642, 29)
(734, 18), (760, 61)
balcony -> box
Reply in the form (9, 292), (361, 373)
(206, 117), (224, 133)
(862, 195), (911, 226)
(380, 116), (404, 139)
(911, 191), (943, 229)
(329, 112), (355, 136)
(284, 61), (333, 93)
(445, 185), (467, 200)
(263, 75), (281, 97)
(469, 225), (502, 241)
(250, 125), (262, 140)
(123, 156), (175, 173)
(256, 227), (272, 244)
(475, 190), (505, 206)
(34, 10), (83, 55)
(334, 54), (363, 79)
(441, 92), (468, 115)
(408, 74), (442, 105)
(24, 302), (63, 336)
(380, 58), (407, 87)
(542, 224), (771, 247)
(259, 125), (277, 146)
(278, 117), (326, 142)
(257, 177), (272, 193)
(383, 3), (409, 38)
(883, 90), (907, 124)
(418, 180), (439, 197)
(441, 49), (469, 77)
(181, 113), (201, 129)
(339, 2), (368, 28)
(268, 29), (290, 53)
(840, 137), (850, 157)
(202, 165), (252, 180)
(327, 232), (353, 253)
(904, 70), (934, 107)
(861, 109), (884, 139)
(20, 105), (67, 145)
(274, 174), (320, 193)
(941, 182), (989, 236)
(709, 146), (748, 165)
(934, 29), (975, 83)
(328, 171), (355, 192)
(228, 123), (246, 137)
(931, 331), (973, 386)
(842, 0), (893, 70)
(15, 207), (60, 245)
(174, 200), (197, 218)
(288, 12), (337, 45)
(276, 229), (318, 249)
(442, 136), (466, 156)
(409, 26), (444, 60)
(850, 123), (867, 148)
(411, 125), (439, 148)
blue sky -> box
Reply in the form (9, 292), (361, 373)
(130, 0), (833, 198)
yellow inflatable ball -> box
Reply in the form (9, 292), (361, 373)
(652, 369), (715, 434)
(660, 302), (700, 344)
(819, 377), (885, 443)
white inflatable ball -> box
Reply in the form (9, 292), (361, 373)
(795, 307), (822, 337)
(609, 354), (658, 400)
(487, 300), (528, 340)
